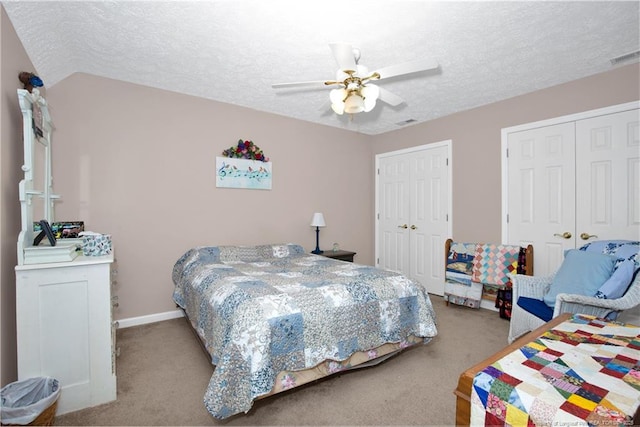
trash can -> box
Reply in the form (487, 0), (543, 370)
(1, 377), (60, 426)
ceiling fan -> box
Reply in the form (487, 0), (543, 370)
(272, 43), (439, 115)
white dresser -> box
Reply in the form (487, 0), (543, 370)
(14, 88), (118, 415)
(15, 253), (117, 415)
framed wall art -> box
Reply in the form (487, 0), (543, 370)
(215, 157), (272, 190)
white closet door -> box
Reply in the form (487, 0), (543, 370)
(507, 123), (576, 276)
(378, 153), (411, 275)
(506, 106), (640, 277)
(377, 143), (450, 296)
(575, 109), (640, 242)
(409, 146), (449, 295)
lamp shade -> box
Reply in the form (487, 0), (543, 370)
(330, 88), (347, 104)
(361, 84), (379, 112)
(331, 102), (345, 115)
(330, 88), (347, 115)
(344, 93), (365, 114)
(310, 212), (326, 227)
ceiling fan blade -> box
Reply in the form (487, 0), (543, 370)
(329, 43), (357, 73)
(377, 86), (404, 107)
(271, 80), (329, 89)
(373, 58), (439, 80)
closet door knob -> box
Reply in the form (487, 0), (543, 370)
(580, 233), (598, 240)
(398, 224), (408, 229)
(410, 225), (417, 230)
(553, 232), (572, 239)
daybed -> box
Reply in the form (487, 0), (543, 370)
(172, 243), (438, 419)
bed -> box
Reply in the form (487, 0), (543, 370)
(172, 243), (438, 419)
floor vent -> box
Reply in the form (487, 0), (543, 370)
(610, 50), (640, 65)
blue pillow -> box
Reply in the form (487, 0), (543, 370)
(579, 240), (638, 258)
(580, 240), (639, 300)
(543, 249), (616, 307)
(595, 260), (637, 299)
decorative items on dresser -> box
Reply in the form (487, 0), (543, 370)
(14, 88), (117, 415)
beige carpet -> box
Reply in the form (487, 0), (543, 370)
(54, 296), (509, 426)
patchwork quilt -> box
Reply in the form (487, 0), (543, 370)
(471, 314), (640, 426)
(444, 241), (528, 309)
(172, 244), (438, 419)
(471, 243), (522, 287)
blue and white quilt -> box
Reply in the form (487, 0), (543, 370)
(172, 243), (438, 419)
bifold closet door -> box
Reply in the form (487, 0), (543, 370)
(378, 153), (411, 276)
(507, 108), (639, 277)
(575, 109), (640, 243)
(377, 145), (449, 295)
(507, 122), (576, 277)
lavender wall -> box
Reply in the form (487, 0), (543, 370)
(47, 73), (372, 320)
(0, 6), (42, 386)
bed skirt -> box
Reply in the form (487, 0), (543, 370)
(259, 334), (424, 399)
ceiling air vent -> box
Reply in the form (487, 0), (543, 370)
(396, 119), (417, 126)
(610, 50), (640, 66)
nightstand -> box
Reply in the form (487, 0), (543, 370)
(317, 250), (356, 262)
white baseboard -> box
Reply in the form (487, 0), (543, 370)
(116, 309), (184, 329)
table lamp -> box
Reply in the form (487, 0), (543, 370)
(310, 212), (326, 254)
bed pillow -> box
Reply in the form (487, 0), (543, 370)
(543, 249), (616, 308)
(271, 244), (305, 258)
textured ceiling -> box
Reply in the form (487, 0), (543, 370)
(3, 1), (639, 135)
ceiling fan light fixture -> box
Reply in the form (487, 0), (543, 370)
(344, 93), (365, 114)
(330, 88), (347, 104)
(336, 70), (349, 81)
(331, 101), (345, 115)
(361, 84), (379, 112)
(273, 42), (440, 119)
(360, 85), (380, 113)
(363, 97), (377, 112)
(361, 84), (379, 99)
(330, 88), (347, 115)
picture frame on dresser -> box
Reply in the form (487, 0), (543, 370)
(33, 219), (56, 246)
